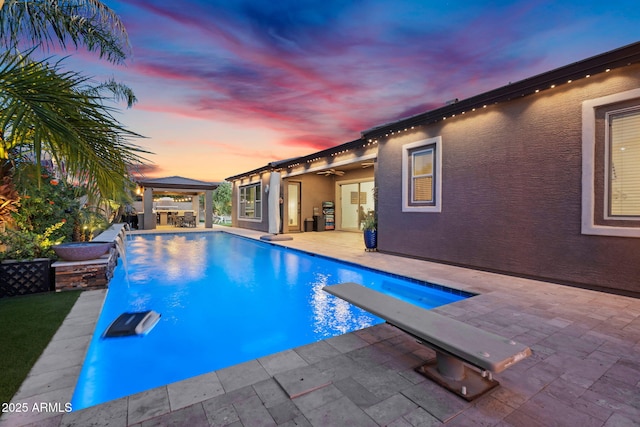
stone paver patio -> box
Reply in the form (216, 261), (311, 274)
(1, 227), (639, 426)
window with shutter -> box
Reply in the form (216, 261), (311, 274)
(402, 137), (442, 212)
(412, 148), (434, 203)
(582, 88), (640, 237)
(608, 108), (640, 217)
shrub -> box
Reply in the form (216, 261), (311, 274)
(11, 169), (78, 242)
(0, 221), (66, 261)
(0, 176), (20, 229)
(0, 165), (85, 260)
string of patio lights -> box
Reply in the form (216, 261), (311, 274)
(361, 68), (615, 145)
(282, 65), (620, 169)
(270, 50), (640, 175)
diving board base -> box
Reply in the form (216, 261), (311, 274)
(260, 234), (294, 242)
(415, 355), (499, 401)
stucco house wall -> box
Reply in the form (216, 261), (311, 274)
(375, 64), (640, 296)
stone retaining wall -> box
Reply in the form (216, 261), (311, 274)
(53, 224), (125, 292)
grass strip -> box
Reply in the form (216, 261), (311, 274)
(0, 291), (81, 405)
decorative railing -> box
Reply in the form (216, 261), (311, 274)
(0, 258), (53, 298)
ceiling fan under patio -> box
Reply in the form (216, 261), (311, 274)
(361, 161), (375, 168)
(317, 168), (345, 176)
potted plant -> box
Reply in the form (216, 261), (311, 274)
(362, 214), (377, 251)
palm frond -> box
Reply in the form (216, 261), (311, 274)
(0, 0), (130, 63)
(0, 51), (150, 200)
(84, 78), (138, 108)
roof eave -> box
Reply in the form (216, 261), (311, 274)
(225, 165), (274, 182)
(362, 41), (640, 140)
(226, 138), (370, 179)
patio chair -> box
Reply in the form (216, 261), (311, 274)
(183, 211), (196, 227)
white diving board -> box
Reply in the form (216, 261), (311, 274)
(323, 282), (532, 400)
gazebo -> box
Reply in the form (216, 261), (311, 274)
(136, 176), (219, 229)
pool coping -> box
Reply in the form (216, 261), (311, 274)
(2, 226), (639, 426)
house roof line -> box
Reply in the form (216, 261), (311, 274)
(226, 41), (640, 182)
(225, 138), (371, 181)
(225, 164), (276, 182)
(362, 41), (640, 140)
(137, 175), (220, 190)
(274, 138), (369, 168)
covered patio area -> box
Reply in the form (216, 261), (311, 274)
(136, 176), (219, 230)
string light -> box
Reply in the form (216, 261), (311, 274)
(238, 65), (628, 177)
(365, 64), (626, 139)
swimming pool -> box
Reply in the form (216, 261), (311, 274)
(71, 232), (470, 410)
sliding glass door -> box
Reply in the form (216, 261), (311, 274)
(339, 180), (374, 231)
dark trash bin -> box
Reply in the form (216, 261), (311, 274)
(313, 215), (325, 231)
(304, 218), (314, 232)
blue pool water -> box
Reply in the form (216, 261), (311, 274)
(71, 232), (469, 410)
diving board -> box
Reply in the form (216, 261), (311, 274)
(323, 282), (532, 400)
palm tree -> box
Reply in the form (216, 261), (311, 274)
(0, 0), (148, 202)
(0, 50), (148, 200)
(0, 0), (130, 63)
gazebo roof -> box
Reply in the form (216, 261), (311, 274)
(137, 176), (219, 191)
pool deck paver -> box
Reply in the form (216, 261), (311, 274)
(1, 226), (640, 426)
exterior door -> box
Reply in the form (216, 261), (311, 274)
(339, 180), (375, 231)
(287, 182), (301, 231)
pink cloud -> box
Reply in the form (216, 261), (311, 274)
(82, 0), (638, 181)
(277, 134), (340, 152)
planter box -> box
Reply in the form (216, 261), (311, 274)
(53, 248), (116, 291)
(54, 260), (110, 291)
(0, 258), (54, 298)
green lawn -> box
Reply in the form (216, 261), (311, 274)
(0, 291), (81, 405)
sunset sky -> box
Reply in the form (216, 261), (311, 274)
(64, 0), (640, 182)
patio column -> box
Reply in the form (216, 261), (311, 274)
(143, 187), (155, 230)
(268, 172), (281, 234)
(191, 196), (199, 221)
(204, 189), (213, 228)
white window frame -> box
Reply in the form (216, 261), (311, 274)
(402, 136), (442, 212)
(606, 106), (640, 219)
(582, 88), (640, 238)
(238, 182), (262, 221)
